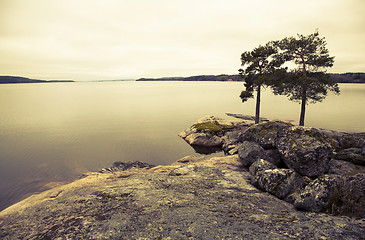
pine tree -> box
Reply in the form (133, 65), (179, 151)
(239, 42), (284, 124)
(274, 31), (340, 126)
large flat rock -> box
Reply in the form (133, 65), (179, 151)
(0, 155), (364, 239)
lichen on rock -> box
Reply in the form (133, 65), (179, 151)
(276, 126), (334, 177)
(237, 141), (272, 167)
(239, 121), (293, 149)
(249, 159), (304, 199)
(294, 174), (344, 213)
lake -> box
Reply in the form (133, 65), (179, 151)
(0, 81), (364, 211)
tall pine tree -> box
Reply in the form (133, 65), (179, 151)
(274, 31), (339, 126)
(239, 42), (284, 124)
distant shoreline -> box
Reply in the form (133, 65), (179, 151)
(0, 76), (74, 84)
(137, 73), (365, 83)
(1, 72), (364, 84)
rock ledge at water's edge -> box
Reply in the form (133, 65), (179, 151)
(0, 115), (364, 239)
(179, 115), (365, 218)
(1, 155), (364, 239)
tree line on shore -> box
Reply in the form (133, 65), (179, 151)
(136, 73), (364, 83)
(2, 73), (363, 84)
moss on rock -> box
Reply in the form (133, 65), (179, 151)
(193, 122), (223, 133)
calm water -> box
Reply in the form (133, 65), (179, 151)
(0, 81), (364, 210)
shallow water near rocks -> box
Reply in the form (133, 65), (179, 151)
(0, 81), (364, 210)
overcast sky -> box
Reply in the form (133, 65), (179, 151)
(0, 0), (364, 81)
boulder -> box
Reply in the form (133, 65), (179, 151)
(221, 131), (242, 154)
(237, 141), (271, 167)
(264, 149), (282, 166)
(276, 126), (334, 177)
(252, 168), (304, 199)
(179, 115), (246, 149)
(337, 173), (365, 218)
(334, 148), (365, 165)
(328, 159), (358, 175)
(337, 133), (365, 149)
(184, 133), (222, 147)
(284, 175), (312, 204)
(293, 173), (365, 218)
(239, 121), (293, 149)
(293, 175), (344, 213)
(249, 159), (277, 176)
(316, 129), (343, 150)
(318, 131), (365, 150)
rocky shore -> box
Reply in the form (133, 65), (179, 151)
(180, 115), (365, 218)
(0, 115), (364, 239)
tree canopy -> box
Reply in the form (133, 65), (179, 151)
(239, 42), (284, 123)
(238, 31), (339, 126)
(273, 31), (339, 126)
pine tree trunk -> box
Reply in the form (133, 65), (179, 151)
(299, 93), (306, 126)
(299, 56), (307, 126)
(255, 84), (261, 124)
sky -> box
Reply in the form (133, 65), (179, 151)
(0, 0), (364, 81)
